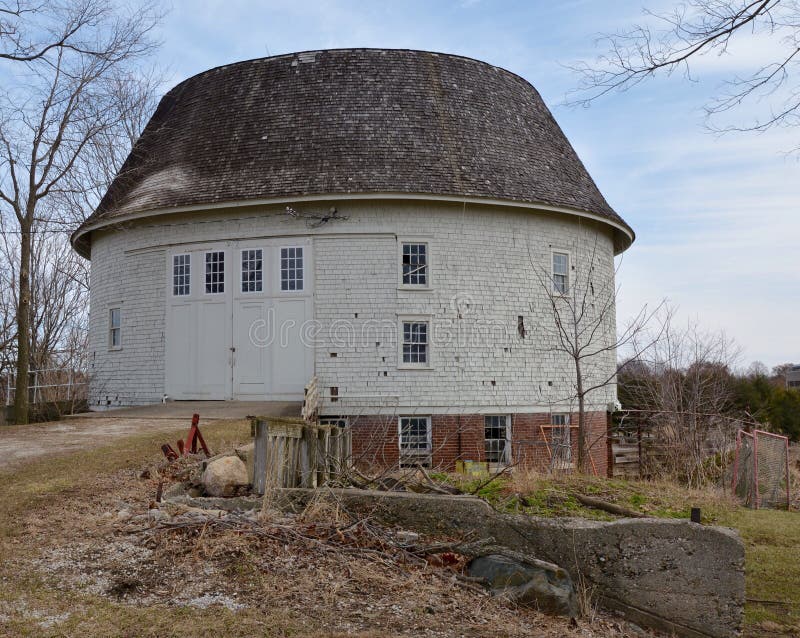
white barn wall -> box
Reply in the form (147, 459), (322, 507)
(87, 199), (618, 411)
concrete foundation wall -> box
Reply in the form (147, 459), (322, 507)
(279, 489), (744, 638)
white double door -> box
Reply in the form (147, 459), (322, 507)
(165, 239), (313, 400)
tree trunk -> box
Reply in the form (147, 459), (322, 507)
(576, 358), (586, 473)
(13, 221), (31, 425)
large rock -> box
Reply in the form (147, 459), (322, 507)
(202, 456), (249, 497)
(468, 553), (578, 618)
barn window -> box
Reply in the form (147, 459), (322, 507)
(401, 242), (428, 286)
(280, 246), (304, 291)
(401, 321), (428, 365)
(552, 251), (569, 294)
(172, 254), (190, 296)
(205, 251), (225, 294)
(241, 249), (263, 293)
(399, 416), (431, 466)
(109, 308), (121, 349)
(484, 415), (510, 464)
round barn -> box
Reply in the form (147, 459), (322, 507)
(71, 49), (634, 474)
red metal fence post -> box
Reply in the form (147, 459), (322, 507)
(753, 431), (760, 510)
(786, 436), (791, 510)
(732, 429), (741, 494)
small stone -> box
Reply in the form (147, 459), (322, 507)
(162, 482), (189, 499)
(116, 509), (132, 522)
(395, 530), (420, 544)
(148, 508), (169, 521)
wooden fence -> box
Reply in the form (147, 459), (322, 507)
(252, 416), (351, 494)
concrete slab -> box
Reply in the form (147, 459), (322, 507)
(67, 401), (302, 420)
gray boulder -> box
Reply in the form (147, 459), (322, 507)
(467, 553), (578, 618)
(202, 455), (249, 497)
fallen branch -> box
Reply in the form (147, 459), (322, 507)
(418, 465), (462, 495)
(573, 494), (645, 518)
(745, 597), (792, 606)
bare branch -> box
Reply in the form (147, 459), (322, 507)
(566, 0), (800, 142)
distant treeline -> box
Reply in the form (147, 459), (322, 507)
(618, 362), (800, 442)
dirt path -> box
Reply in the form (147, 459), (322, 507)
(0, 401), (301, 472)
(0, 417), (189, 471)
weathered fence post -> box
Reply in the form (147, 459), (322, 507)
(253, 418), (269, 495)
(252, 417), (349, 493)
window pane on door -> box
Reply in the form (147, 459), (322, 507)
(173, 254), (190, 296)
(241, 249), (263, 293)
(280, 247), (304, 291)
(205, 251), (225, 294)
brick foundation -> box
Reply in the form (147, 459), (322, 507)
(346, 411), (610, 476)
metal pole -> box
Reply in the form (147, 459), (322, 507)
(637, 423), (642, 480)
(732, 429), (741, 494)
(753, 431), (760, 510)
(786, 437), (791, 510)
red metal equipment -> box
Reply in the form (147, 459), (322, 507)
(184, 413), (211, 456)
(161, 413), (211, 461)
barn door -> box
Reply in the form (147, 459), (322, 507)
(165, 248), (232, 400)
(232, 247), (270, 398)
(165, 240), (313, 401)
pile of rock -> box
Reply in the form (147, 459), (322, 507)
(160, 447), (254, 500)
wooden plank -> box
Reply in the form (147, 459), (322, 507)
(289, 437), (300, 488)
(299, 426), (313, 488)
(253, 418), (269, 495)
(267, 422), (303, 439)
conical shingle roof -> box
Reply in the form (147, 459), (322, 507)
(72, 49), (633, 257)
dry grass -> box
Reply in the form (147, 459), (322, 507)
(0, 418), (646, 637)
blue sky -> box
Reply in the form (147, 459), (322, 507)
(154, 0), (799, 368)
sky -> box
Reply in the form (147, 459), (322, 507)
(152, 0), (799, 369)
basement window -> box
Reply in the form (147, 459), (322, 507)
(205, 251), (225, 294)
(320, 416), (348, 429)
(108, 308), (121, 350)
(281, 246), (304, 291)
(241, 248), (263, 293)
(399, 416), (432, 467)
(401, 242), (428, 286)
(484, 415), (510, 464)
(552, 251), (569, 295)
(400, 320), (429, 366)
(172, 254), (190, 296)
(550, 414), (572, 467)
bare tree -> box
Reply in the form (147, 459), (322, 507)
(0, 0), (160, 423)
(620, 308), (743, 485)
(532, 232), (665, 473)
(568, 1), (800, 143)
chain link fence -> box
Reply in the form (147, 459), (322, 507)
(732, 429), (790, 509)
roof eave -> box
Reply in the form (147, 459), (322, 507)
(70, 192), (634, 261)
